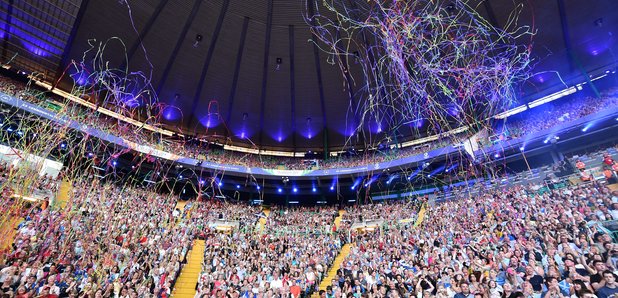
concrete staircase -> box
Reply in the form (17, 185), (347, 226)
(171, 240), (206, 298)
(333, 210), (345, 230)
(312, 243), (352, 297)
(55, 179), (72, 209)
(257, 206), (270, 233)
(414, 204), (427, 227)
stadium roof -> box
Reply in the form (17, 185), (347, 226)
(1, 0), (617, 151)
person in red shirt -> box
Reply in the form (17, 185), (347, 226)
(290, 281), (301, 298)
(603, 153), (615, 166)
(576, 159), (586, 171)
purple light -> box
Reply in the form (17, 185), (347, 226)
(278, 188), (283, 193)
(240, 132), (246, 139)
(278, 136), (282, 142)
(293, 187), (298, 193)
(494, 153), (500, 158)
(162, 106), (181, 121)
(199, 114), (220, 128)
(448, 106), (460, 117)
(122, 95), (140, 108)
(71, 70), (89, 86)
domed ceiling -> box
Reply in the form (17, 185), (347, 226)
(1, 0), (617, 151)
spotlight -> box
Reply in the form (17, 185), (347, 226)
(88, 152), (94, 157)
(193, 34), (203, 47)
(278, 188), (283, 193)
(112, 161), (117, 166)
(236, 185), (240, 189)
(218, 182), (223, 187)
(257, 186), (261, 190)
(179, 175), (183, 179)
(293, 187), (298, 193)
(312, 187), (316, 192)
(494, 153), (500, 158)
(330, 186), (334, 191)
(519, 147), (525, 151)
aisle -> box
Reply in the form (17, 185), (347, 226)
(312, 243), (352, 297)
(55, 179), (72, 209)
(257, 206), (270, 233)
(171, 240), (206, 298)
(333, 210), (346, 229)
(414, 204), (427, 227)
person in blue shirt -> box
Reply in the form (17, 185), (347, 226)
(596, 271), (618, 298)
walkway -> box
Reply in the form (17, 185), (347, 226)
(55, 179), (72, 209)
(257, 206), (270, 233)
(171, 239), (205, 298)
(333, 210), (345, 229)
(312, 243), (352, 297)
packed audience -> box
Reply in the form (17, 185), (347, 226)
(0, 146), (617, 298)
(495, 88), (618, 141)
(8, 75), (618, 172)
(325, 180), (618, 298)
(0, 175), (262, 298)
(196, 205), (345, 297)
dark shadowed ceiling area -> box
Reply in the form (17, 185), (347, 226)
(1, 0), (617, 152)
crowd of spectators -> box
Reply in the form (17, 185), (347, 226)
(0, 143), (617, 298)
(0, 174), (263, 298)
(496, 88), (618, 141)
(0, 75), (459, 171)
(2, 75), (618, 173)
(196, 205), (345, 297)
(322, 180), (618, 298)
